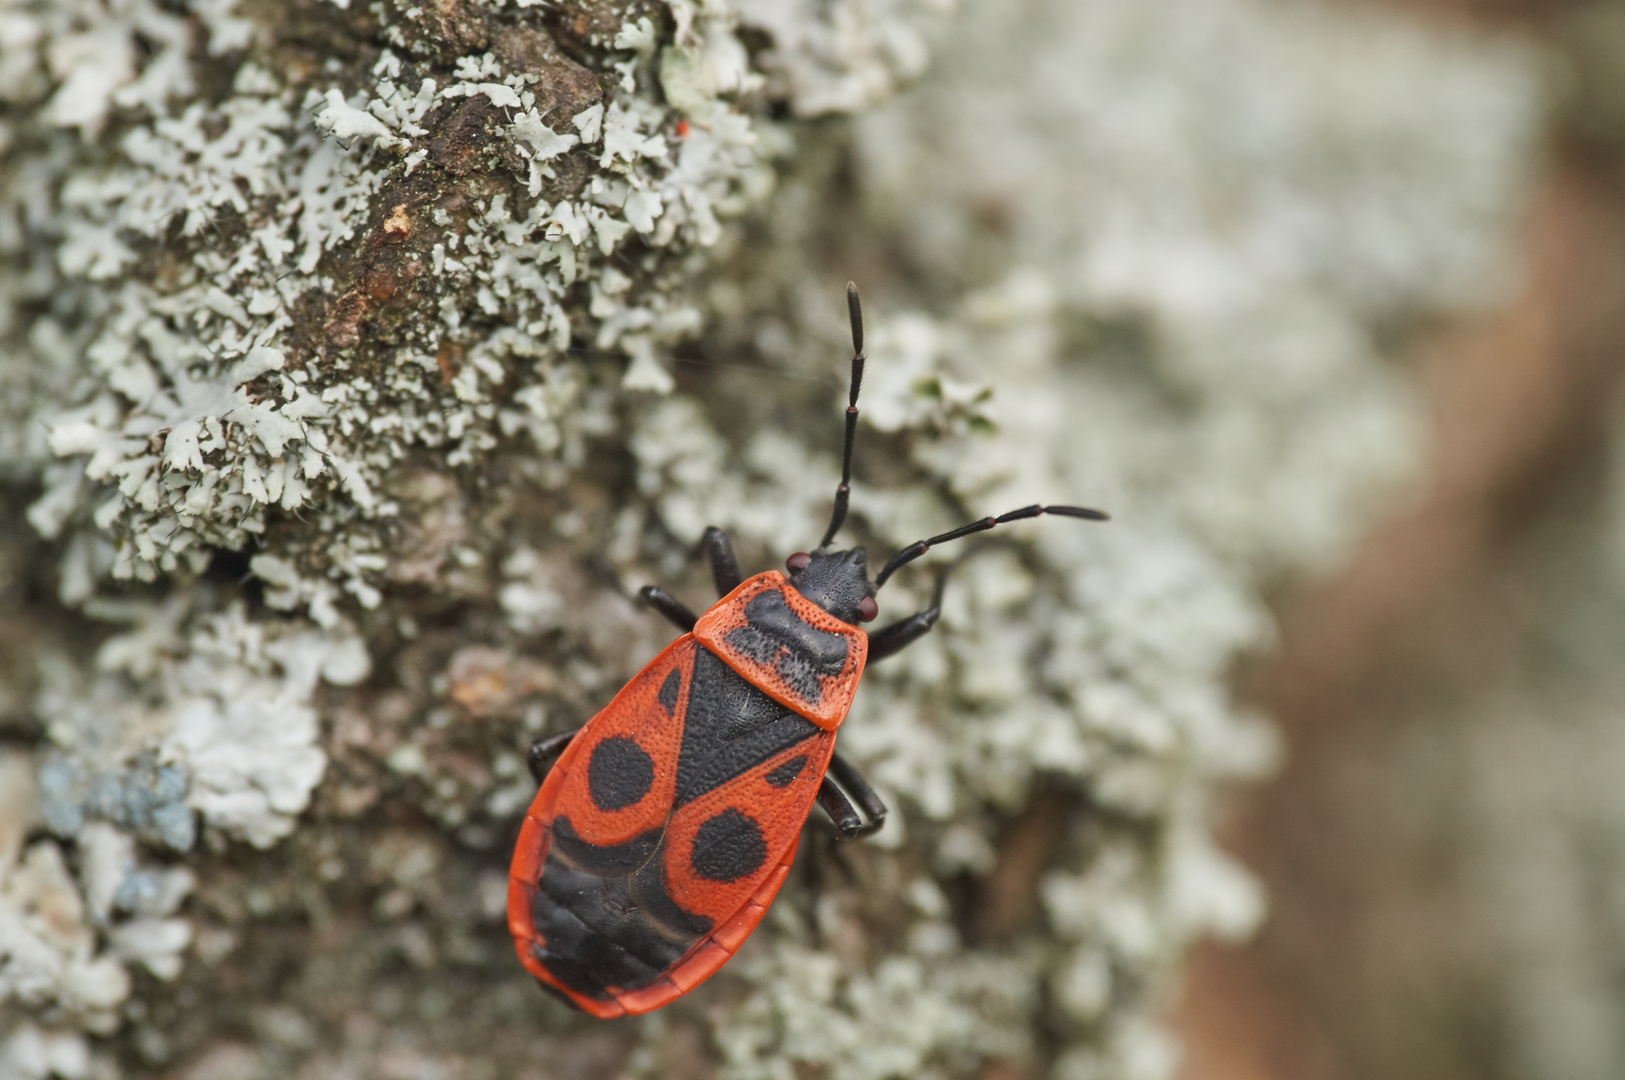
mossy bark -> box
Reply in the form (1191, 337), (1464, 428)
(0, 1), (1543, 1078)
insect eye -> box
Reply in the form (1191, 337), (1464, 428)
(786, 552), (811, 573)
(856, 597), (878, 622)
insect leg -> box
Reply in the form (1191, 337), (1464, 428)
(638, 585), (698, 632)
(866, 571), (947, 662)
(527, 727), (581, 785)
(828, 753), (887, 838)
(701, 526), (742, 596)
(816, 777), (865, 839)
(816, 754), (887, 840)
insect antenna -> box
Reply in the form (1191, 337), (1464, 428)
(874, 504), (1110, 588)
(816, 282), (866, 552)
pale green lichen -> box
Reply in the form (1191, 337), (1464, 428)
(33, 595), (369, 852)
(0, 0), (1546, 1075)
(613, 1), (1541, 1076)
(17, 0), (778, 600)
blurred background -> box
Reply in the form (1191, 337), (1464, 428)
(1178, 3), (1625, 1080)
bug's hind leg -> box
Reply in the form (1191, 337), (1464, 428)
(527, 727), (581, 785)
(816, 778), (864, 838)
(817, 753), (888, 840)
(867, 572), (947, 662)
(701, 526), (742, 597)
(638, 586), (698, 632)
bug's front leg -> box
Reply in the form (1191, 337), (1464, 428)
(701, 526), (742, 597)
(527, 727), (581, 785)
(866, 572), (947, 662)
(816, 752), (888, 840)
(637, 528), (739, 631)
(638, 586), (698, 632)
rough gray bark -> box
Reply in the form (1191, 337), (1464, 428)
(0, 0), (1541, 1078)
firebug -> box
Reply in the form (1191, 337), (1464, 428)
(507, 284), (1108, 1016)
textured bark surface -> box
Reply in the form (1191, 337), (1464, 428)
(0, 1), (1543, 1078)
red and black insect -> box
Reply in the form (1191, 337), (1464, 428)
(507, 284), (1107, 1017)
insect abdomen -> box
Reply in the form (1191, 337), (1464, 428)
(527, 859), (694, 998)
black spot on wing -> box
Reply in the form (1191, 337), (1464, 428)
(724, 590), (848, 705)
(690, 808), (767, 882)
(764, 755), (807, 788)
(676, 648), (819, 805)
(550, 817), (661, 876)
(587, 736), (654, 811)
(657, 668), (681, 715)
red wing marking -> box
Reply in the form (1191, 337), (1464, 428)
(509, 636), (698, 1019)
(535, 637), (696, 846)
(660, 733), (832, 923)
(607, 832), (803, 1016)
(508, 814), (546, 891)
(712, 900), (768, 952)
(668, 942), (731, 992)
(751, 862), (792, 907)
(614, 977), (678, 1015)
(510, 827), (808, 1018)
(508, 628), (834, 1018)
(693, 571), (868, 730)
(506, 814), (548, 945)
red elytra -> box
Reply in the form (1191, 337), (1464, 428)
(506, 284), (1107, 1016)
